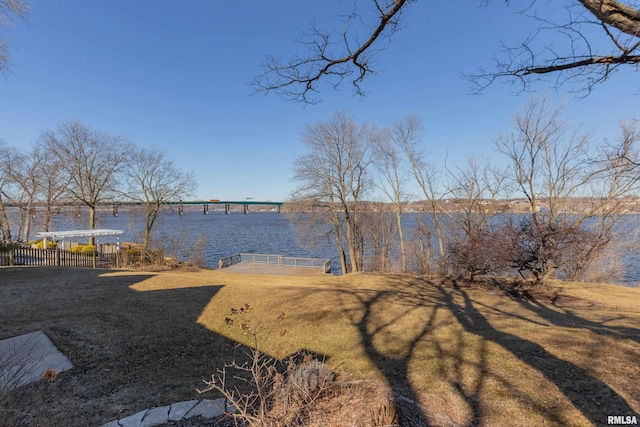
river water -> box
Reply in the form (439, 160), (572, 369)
(13, 206), (640, 286)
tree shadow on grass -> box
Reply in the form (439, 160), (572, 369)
(321, 274), (639, 426)
(325, 276), (481, 426)
(501, 281), (640, 345)
(439, 279), (639, 426)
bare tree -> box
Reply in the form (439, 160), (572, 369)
(0, 141), (13, 241)
(395, 115), (448, 273)
(34, 141), (71, 232)
(42, 121), (131, 245)
(122, 146), (197, 250)
(0, 140), (68, 241)
(255, 1), (640, 102)
(291, 111), (376, 273)
(1, 144), (43, 242)
(361, 205), (397, 272)
(496, 96), (640, 281)
(372, 118), (415, 272)
(0, 0), (29, 74)
(443, 158), (509, 280)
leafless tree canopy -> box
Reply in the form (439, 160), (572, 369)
(255, 0), (640, 102)
(42, 121), (131, 244)
(0, 0), (29, 74)
(494, 96), (640, 280)
(122, 146), (197, 249)
(292, 111), (377, 273)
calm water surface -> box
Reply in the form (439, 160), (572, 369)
(46, 207), (339, 271)
(17, 207), (640, 286)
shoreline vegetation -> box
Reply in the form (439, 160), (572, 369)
(0, 266), (638, 426)
(8, 196), (640, 215)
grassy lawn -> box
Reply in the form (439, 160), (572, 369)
(0, 266), (638, 426)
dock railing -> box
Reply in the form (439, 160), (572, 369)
(218, 253), (331, 273)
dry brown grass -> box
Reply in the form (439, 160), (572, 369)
(0, 266), (639, 426)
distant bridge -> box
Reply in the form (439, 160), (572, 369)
(111, 200), (283, 216)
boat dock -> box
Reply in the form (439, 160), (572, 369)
(218, 253), (331, 276)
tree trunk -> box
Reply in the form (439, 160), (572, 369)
(330, 210), (348, 274)
(143, 205), (160, 250)
(344, 208), (362, 273)
(88, 205), (96, 245)
(0, 195), (11, 241)
(20, 199), (35, 242)
(395, 209), (406, 273)
(43, 205), (53, 232)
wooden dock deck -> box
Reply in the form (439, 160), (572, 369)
(220, 262), (331, 276)
(217, 253), (332, 276)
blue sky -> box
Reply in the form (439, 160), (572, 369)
(1, 1), (638, 201)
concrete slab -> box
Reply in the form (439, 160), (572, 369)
(0, 330), (73, 391)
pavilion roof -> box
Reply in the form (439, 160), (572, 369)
(35, 229), (123, 239)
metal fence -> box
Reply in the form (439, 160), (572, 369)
(0, 247), (117, 269)
(218, 253), (331, 273)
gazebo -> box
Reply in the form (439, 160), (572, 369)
(35, 229), (123, 252)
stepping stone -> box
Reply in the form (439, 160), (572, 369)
(168, 400), (199, 422)
(118, 409), (147, 427)
(184, 399), (225, 419)
(141, 405), (170, 426)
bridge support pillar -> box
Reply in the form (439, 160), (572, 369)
(203, 204), (209, 215)
(244, 204), (249, 214)
(112, 204), (119, 217)
(225, 203), (230, 214)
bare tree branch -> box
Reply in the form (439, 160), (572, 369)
(579, 0), (640, 37)
(0, 0), (29, 75)
(253, 0), (413, 104)
(255, 0), (640, 101)
(466, 1), (640, 96)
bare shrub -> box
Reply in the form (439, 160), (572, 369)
(495, 215), (614, 283)
(446, 230), (506, 281)
(275, 359), (335, 407)
(188, 233), (209, 268)
(199, 304), (334, 426)
(153, 231), (208, 269)
(198, 304), (404, 427)
(407, 216), (434, 275)
(362, 208), (397, 273)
